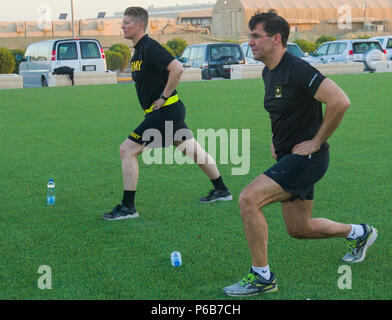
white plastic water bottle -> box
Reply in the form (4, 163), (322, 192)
(170, 251), (182, 267)
(47, 179), (55, 205)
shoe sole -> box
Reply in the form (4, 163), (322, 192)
(102, 213), (139, 221)
(343, 227), (378, 263)
(199, 195), (233, 204)
(223, 285), (278, 297)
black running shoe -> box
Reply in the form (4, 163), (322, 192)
(199, 189), (233, 203)
(102, 204), (139, 221)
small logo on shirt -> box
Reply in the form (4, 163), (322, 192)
(275, 86), (282, 98)
(131, 60), (142, 72)
(309, 74), (318, 87)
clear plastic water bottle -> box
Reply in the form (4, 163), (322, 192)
(170, 251), (182, 267)
(47, 179), (55, 205)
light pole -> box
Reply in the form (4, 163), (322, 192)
(362, 1), (367, 27)
(71, 0), (75, 38)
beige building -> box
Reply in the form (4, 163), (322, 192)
(212, 0), (392, 36)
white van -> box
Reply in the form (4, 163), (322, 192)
(19, 38), (107, 87)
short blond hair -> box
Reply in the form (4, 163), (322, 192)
(124, 7), (148, 31)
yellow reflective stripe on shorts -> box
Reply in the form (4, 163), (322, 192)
(144, 94), (179, 114)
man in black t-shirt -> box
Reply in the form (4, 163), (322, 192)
(102, 7), (232, 221)
(223, 12), (378, 297)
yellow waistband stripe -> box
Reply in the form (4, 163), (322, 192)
(144, 94), (179, 114)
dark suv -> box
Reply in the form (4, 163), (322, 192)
(179, 43), (245, 79)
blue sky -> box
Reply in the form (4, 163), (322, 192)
(0, 0), (216, 21)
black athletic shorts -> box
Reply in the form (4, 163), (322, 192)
(128, 101), (193, 148)
(263, 148), (329, 201)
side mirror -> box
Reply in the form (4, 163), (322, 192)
(16, 54), (27, 62)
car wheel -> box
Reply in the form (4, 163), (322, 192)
(364, 49), (387, 72)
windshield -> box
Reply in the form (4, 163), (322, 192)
(287, 44), (304, 57)
(209, 45), (242, 61)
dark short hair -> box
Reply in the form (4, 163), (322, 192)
(248, 12), (290, 47)
(124, 7), (149, 31)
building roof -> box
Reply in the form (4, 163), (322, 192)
(148, 3), (214, 17)
(229, 0), (392, 21)
(239, 0), (392, 10)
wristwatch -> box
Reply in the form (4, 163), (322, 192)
(160, 93), (169, 101)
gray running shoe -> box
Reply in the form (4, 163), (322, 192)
(199, 189), (232, 204)
(102, 204), (139, 221)
(223, 269), (277, 297)
(342, 224), (378, 263)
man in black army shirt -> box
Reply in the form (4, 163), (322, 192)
(102, 7), (232, 221)
(223, 12), (378, 297)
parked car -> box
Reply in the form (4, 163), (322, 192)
(240, 41), (316, 64)
(18, 38), (107, 87)
(369, 35), (392, 60)
(241, 42), (262, 64)
(179, 42), (245, 79)
(310, 39), (387, 70)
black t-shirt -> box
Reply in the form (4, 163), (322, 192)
(131, 35), (176, 111)
(262, 51), (329, 160)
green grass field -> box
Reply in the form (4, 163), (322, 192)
(0, 73), (391, 300)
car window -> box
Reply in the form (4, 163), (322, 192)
(195, 46), (204, 60)
(376, 38), (385, 46)
(39, 43), (52, 61)
(246, 46), (253, 58)
(287, 44), (304, 57)
(29, 45), (39, 62)
(181, 47), (191, 59)
(25, 45), (35, 60)
(210, 45), (242, 61)
(58, 42), (78, 60)
(338, 43), (347, 54)
(80, 42), (100, 59)
(243, 44), (253, 58)
(387, 39), (392, 49)
(188, 47), (198, 61)
(315, 44), (328, 56)
(327, 43), (339, 55)
(353, 42), (382, 54)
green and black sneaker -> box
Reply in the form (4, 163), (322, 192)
(342, 224), (378, 263)
(223, 269), (277, 297)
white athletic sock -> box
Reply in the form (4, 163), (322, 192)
(252, 265), (271, 280)
(346, 224), (365, 240)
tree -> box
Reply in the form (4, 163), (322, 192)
(315, 35), (336, 46)
(162, 44), (176, 57)
(166, 38), (188, 57)
(0, 47), (15, 74)
(109, 43), (131, 72)
(293, 39), (317, 54)
(105, 50), (123, 71)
